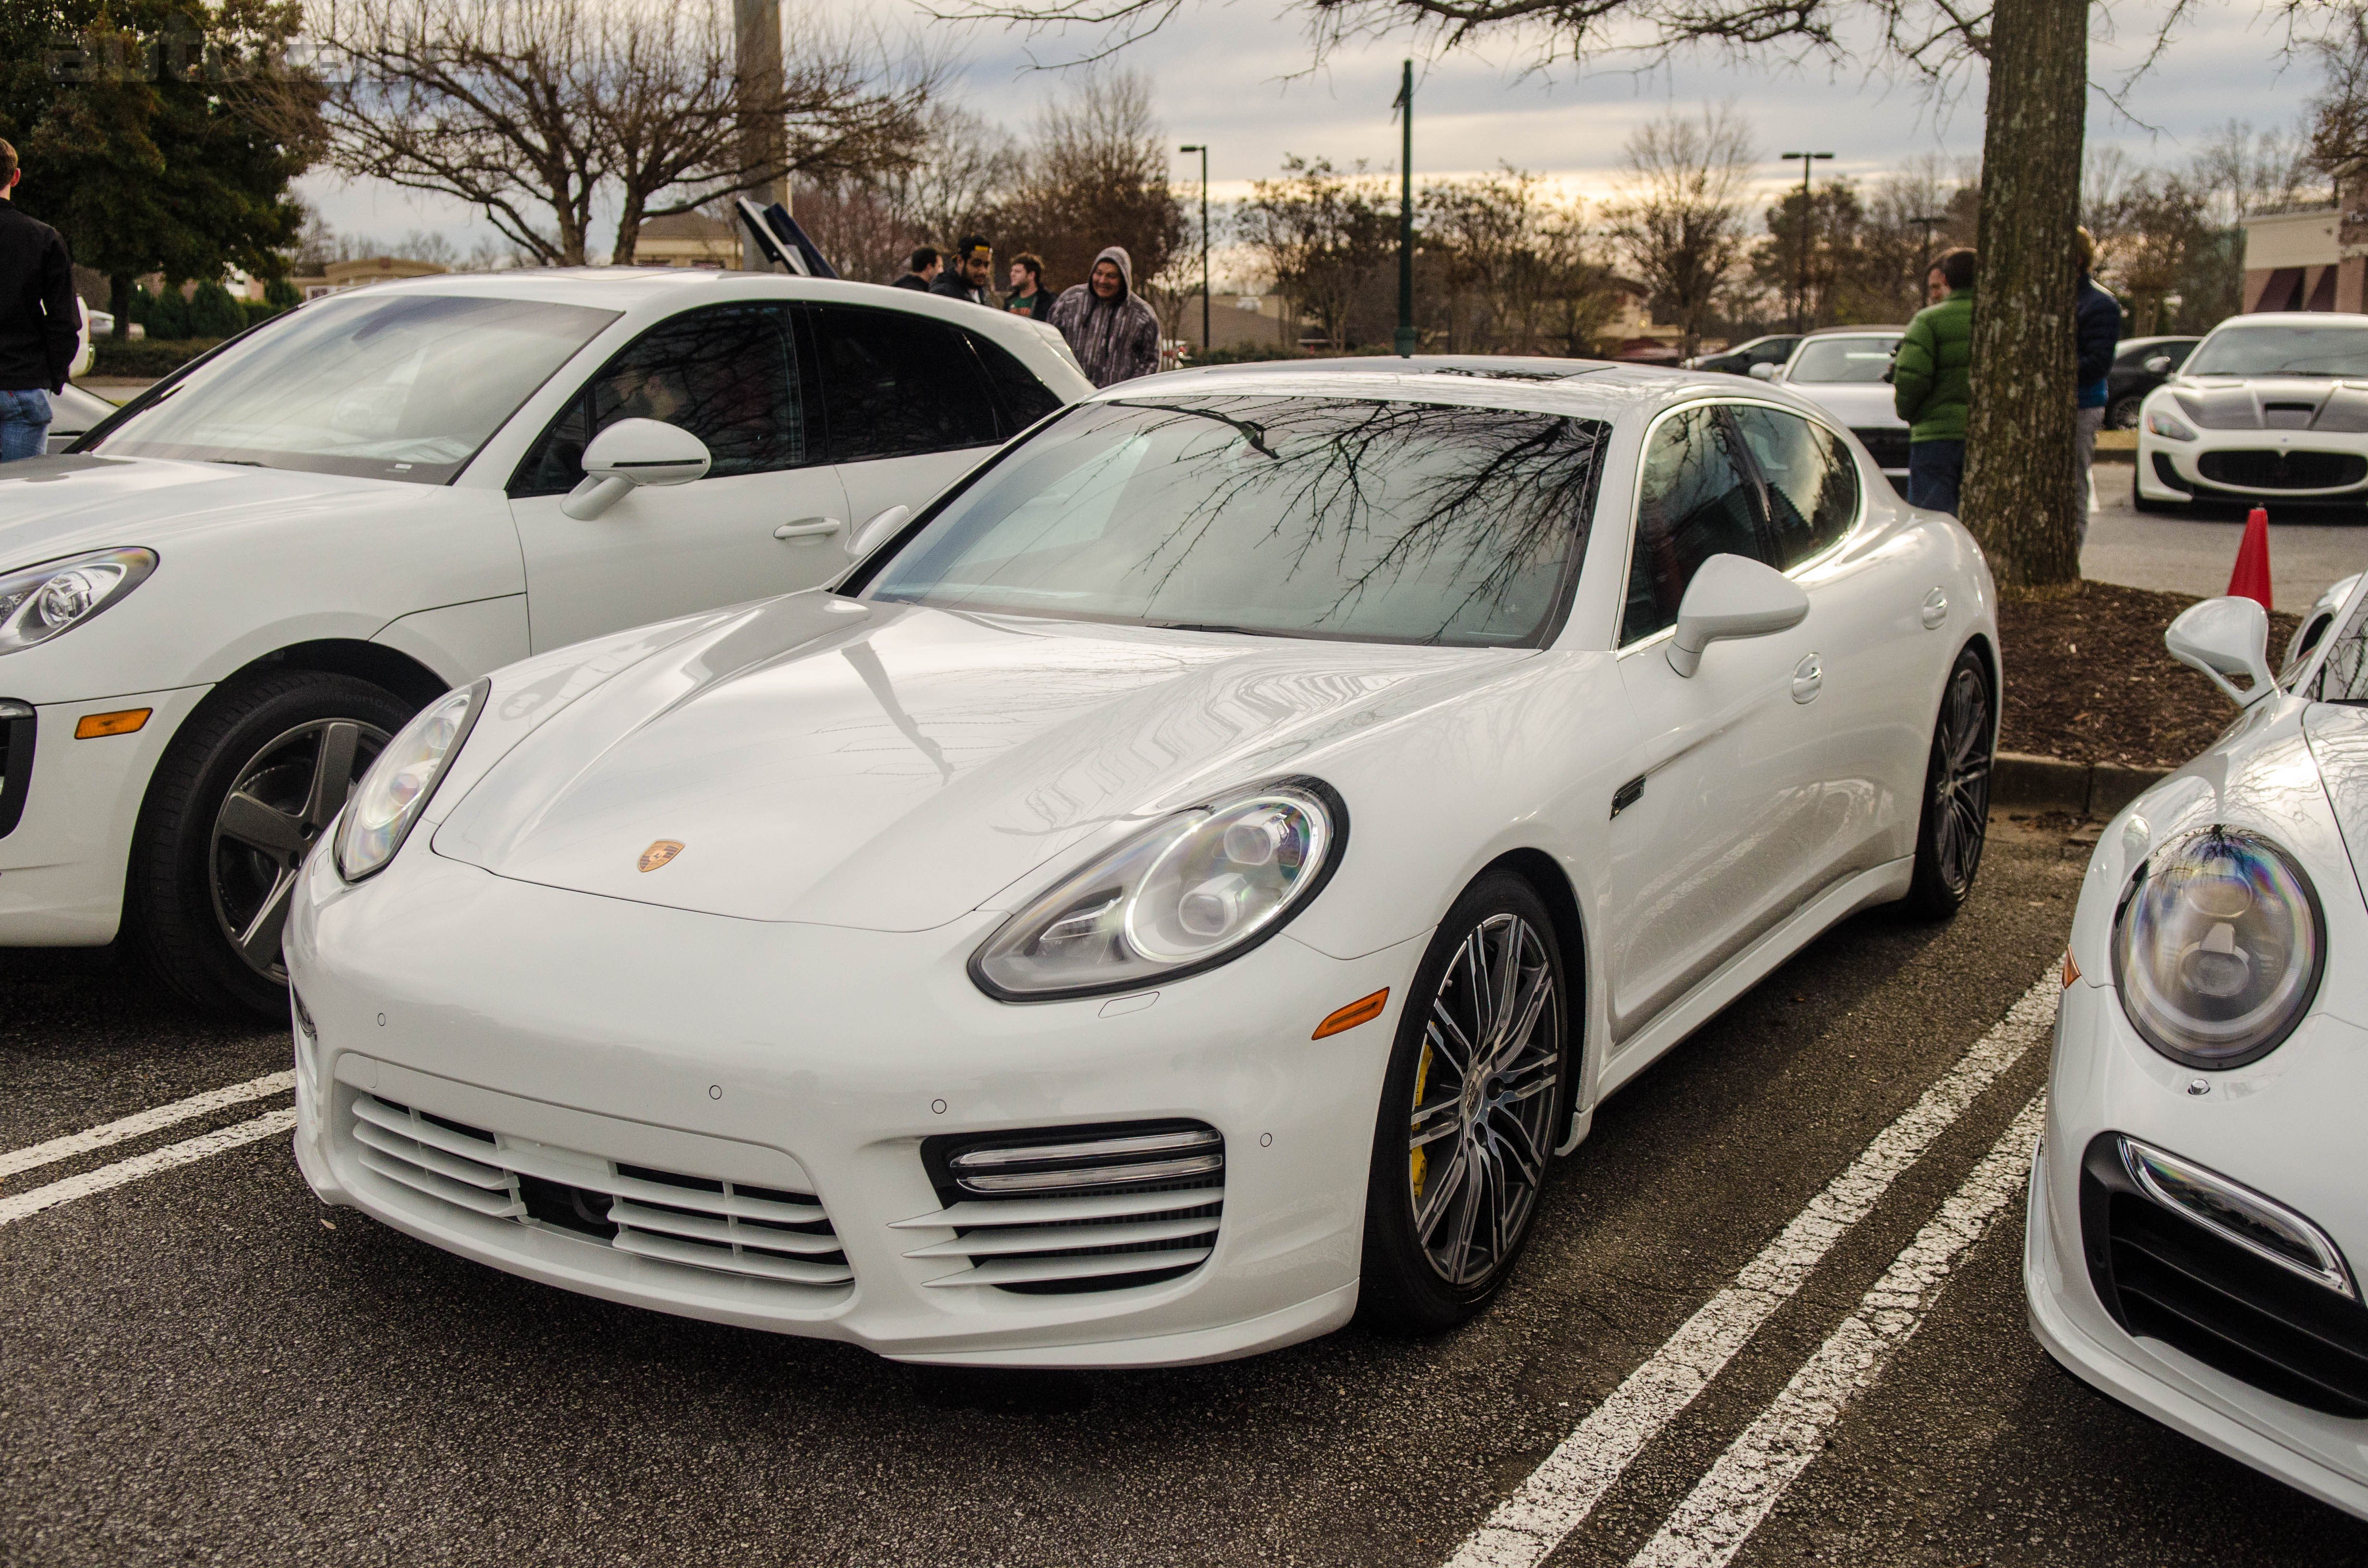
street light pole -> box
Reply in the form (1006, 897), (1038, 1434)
(1393, 60), (1415, 358)
(1180, 144), (1210, 354)
(1779, 151), (1833, 334)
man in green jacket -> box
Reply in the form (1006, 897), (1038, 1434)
(1893, 246), (1976, 513)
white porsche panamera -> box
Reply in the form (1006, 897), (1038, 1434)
(2029, 574), (2368, 1518)
(287, 361), (2001, 1366)
(0, 270), (1085, 1014)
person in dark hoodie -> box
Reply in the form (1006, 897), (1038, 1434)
(2073, 226), (2120, 546)
(1048, 245), (1160, 387)
(0, 138), (78, 462)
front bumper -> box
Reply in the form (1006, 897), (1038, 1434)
(286, 843), (1421, 1367)
(2025, 979), (2368, 1518)
(0, 684), (207, 945)
(2135, 428), (2368, 504)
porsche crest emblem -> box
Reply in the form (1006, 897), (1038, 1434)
(638, 840), (685, 873)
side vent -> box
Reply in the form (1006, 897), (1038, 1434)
(895, 1121), (1225, 1294)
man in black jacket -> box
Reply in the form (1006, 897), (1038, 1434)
(930, 235), (993, 306)
(0, 139), (79, 462)
(2073, 227), (2120, 547)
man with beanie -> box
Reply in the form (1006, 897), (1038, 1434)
(932, 236), (994, 306)
(1893, 246), (1976, 514)
(2073, 227), (2120, 546)
(0, 139), (79, 462)
(1048, 246), (1161, 387)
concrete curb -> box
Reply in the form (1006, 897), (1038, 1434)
(1994, 751), (2166, 818)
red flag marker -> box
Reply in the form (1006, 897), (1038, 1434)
(2228, 506), (2273, 611)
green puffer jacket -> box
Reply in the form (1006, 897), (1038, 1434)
(1893, 288), (1973, 443)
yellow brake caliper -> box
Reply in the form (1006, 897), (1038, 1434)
(1410, 1041), (1435, 1202)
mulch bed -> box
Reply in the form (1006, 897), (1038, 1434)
(1997, 580), (2299, 770)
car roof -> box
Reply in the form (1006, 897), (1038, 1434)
(2212, 312), (2368, 328)
(1085, 355), (1839, 423)
(2118, 335), (2199, 350)
(1803, 324), (1905, 337)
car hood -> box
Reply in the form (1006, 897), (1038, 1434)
(1777, 381), (1902, 429)
(2169, 376), (2368, 433)
(430, 592), (1525, 930)
(0, 454), (404, 570)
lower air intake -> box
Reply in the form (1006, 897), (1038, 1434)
(348, 1093), (851, 1291)
(898, 1120), (1225, 1295)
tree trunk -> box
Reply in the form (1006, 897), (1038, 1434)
(1961, 0), (2088, 589)
(109, 274), (132, 341)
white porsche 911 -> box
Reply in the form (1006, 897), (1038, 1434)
(287, 361), (2000, 1366)
(2133, 312), (2368, 513)
(2030, 574), (2368, 1518)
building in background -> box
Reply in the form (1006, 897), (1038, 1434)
(285, 256), (450, 301)
(634, 213), (740, 268)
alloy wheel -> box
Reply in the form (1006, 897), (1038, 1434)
(1929, 665), (1993, 898)
(1406, 912), (1562, 1287)
(209, 718), (387, 982)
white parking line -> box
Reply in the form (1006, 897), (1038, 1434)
(0, 1109), (298, 1227)
(1443, 968), (2060, 1568)
(0, 1070), (294, 1180)
(1627, 1093), (2048, 1568)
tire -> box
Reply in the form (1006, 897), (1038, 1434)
(2131, 463), (2181, 515)
(2107, 394), (2142, 431)
(1358, 872), (1571, 1333)
(129, 671), (411, 1016)
(1900, 646), (1995, 920)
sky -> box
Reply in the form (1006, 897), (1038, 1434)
(296, 0), (2327, 256)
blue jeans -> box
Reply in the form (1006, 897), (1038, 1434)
(0, 388), (52, 462)
(1907, 439), (1963, 514)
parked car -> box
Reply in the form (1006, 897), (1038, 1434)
(2106, 334), (2200, 429)
(2030, 574), (2368, 1519)
(1753, 328), (1910, 490)
(287, 358), (1999, 1366)
(1, 270), (1090, 1014)
(1685, 333), (1801, 376)
(2134, 313), (2368, 514)
(43, 382), (121, 455)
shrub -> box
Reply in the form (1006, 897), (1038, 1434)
(129, 284), (190, 340)
(187, 280), (248, 339)
(90, 337), (224, 378)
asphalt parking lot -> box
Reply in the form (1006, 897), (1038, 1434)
(2084, 457), (2365, 605)
(6, 814), (2366, 1568)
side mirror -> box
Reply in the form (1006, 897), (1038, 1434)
(2144, 355), (2173, 375)
(1668, 554), (1811, 677)
(2167, 596), (2279, 709)
(847, 504), (912, 558)
(1748, 362), (1778, 381)
(562, 419), (712, 520)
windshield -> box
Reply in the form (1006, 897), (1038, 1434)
(2187, 325), (2368, 378)
(1788, 338), (1900, 383)
(868, 396), (1607, 647)
(88, 292), (618, 483)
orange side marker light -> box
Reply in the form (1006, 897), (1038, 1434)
(1313, 988), (1390, 1040)
(74, 708), (151, 739)
(2062, 948), (2081, 988)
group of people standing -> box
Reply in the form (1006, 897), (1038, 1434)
(1891, 229), (2121, 543)
(893, 236), (1161, 389)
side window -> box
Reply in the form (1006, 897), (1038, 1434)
(968, 331), (1064, 435)
(1623, 405), (1771, 645)
(2313, 596), (2368, 701)
(1731, 405), (1859, 570)
(809, 306), (1001, 462)
(511, 303), (803, 497)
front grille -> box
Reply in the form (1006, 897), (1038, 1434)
(896, 1120), (1225, 1295)
(2080, 1134), (2368, 1417)
(349, 1093), (852, 1290)
(0, 700), (34, 838)
(1850, 426), (1911, 471)
(2195, 449), (2368, 490)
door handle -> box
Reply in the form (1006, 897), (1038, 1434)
(775, 516), (844, 543)
(1791, 652), (1824, 704)
(1920, 588), (1949, 630)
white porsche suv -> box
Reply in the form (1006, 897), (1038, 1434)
(0, 269), (1090, 1014)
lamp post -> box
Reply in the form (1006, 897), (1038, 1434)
(1180, 144), (1210, 354)
(1392, 60), (1415, 358)
(1780, 151), (1833, 333)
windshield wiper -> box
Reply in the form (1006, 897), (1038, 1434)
(1154, 622), (1267, 636)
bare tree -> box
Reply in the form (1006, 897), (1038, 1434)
(995, 69), (1187, 295)
(1602, 107), (1755, 359)
(1238, 155), (1395, 350)
(291, 0), (928, 266)
(1422, 168), (1613, 353)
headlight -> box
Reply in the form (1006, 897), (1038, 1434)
(2111, 826), (2326, 1069)
(333, 681), (486, 882)
(2146, 408), (2198, 441)
(0, 548), (157, 654)
(971, 779), (1344, 999)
